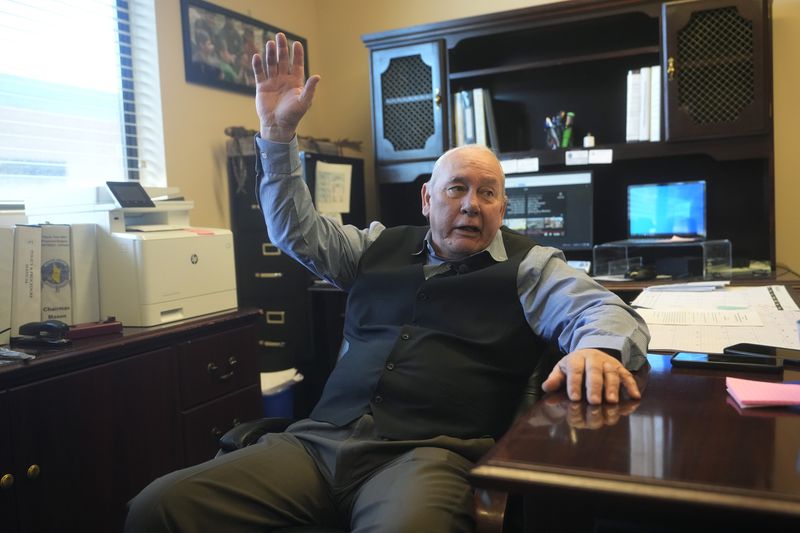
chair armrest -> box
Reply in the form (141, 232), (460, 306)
(218, 417), (293, 453)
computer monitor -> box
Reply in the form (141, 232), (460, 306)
(502, 171), (593, 250)
(627, 180), (706, 239)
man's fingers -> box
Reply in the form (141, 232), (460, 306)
(292, 40), (305, 74)
(300, 75), (321, 106)
(621, 370), (641, 399)
(252, 54), (265, 84)
(540, 365), (564, 392)
(602, 363), (621, 403)
(566, 359), (584, 402)
(276, 32), (290, 74)
(265, 39), (277, 78)
(583, 364), (603, 404)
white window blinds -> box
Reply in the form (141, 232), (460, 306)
(0, 0), (165, 203)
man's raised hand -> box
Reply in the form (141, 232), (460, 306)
(252, 32), (320, 143)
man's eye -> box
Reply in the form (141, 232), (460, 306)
(446, 186), (466, 195)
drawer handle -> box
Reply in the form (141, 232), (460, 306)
(207, 362), (235, 382)
(255, 272), (283, 279)
(27, 464), (40, 480)
(259, 340), (286, 348)
(262, 243), (281, 256)
(265, 311), (285, 324)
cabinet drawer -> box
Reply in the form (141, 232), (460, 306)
(182, 385), (263, 466)
(178, 325), (258, 409)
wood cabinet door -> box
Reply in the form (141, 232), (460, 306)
(372, 42), (447, 162)
(0, 391), (20, 533)
(9, 347), (180, 533)
(662, 0), (770, 140)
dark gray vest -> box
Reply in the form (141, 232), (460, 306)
(310, 226), (543, 440)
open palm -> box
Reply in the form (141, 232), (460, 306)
(252, 33), (320, 142)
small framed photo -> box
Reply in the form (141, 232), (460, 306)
(180, 0), (309, 95)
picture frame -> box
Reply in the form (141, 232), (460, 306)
(180, 0), (309, 95)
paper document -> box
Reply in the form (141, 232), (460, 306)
(726, 377), (800, 409)
(633, 285), (800, 353)
(314, 161), (352, 215)
(637, 308), (762, 326)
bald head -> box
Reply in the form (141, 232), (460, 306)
(429, 144), (505, 192)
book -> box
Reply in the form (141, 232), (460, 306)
(649, 65), (662, 142)
(0, 226), (13, 345)
(70, 223), (100, 324)
(638, 66), (651, 142)
(453, 91), (465, 146)
(625, 69), (642, 142)
(473, 88), (487, 146)
(726, 376), (800, 409)
(10, 224), (41, 336)
(462, 90), (476, 144)
(483, 89), (499, 150)
(40, 224), (72, 323)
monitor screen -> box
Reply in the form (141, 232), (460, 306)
(627, 180), (706, 238)
(502, 171), (593, 250)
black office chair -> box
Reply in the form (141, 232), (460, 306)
(217, 343), (560, 533)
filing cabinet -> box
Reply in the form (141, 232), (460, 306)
(227, 142), (313, 373)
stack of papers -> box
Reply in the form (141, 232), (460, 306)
(632, 285), (800, 353)
(726, 376), (800, 409)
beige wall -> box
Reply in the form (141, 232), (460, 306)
(157, 0), (799, 273)
(154, 0), (319, 230)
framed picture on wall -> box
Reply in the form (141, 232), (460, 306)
(180, 0), (309, 95)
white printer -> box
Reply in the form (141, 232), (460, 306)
(26, 183), (237, 326)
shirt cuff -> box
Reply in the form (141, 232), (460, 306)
(254, 134), (301, 175)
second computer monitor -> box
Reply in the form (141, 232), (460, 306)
(627, 180), (707, 239)
(502, 170), (593, 250)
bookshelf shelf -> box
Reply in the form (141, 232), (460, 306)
(448, 46), (660, 81)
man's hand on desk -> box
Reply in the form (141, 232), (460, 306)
(541, 348), (641, 405)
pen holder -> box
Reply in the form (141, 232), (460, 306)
(544, 111), (575, 150)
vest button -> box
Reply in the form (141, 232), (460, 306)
(374, 395), (383, 404)
(417, 292), (428, 301)
(401, 333), (410, 340)
(386, 362), (395, 371)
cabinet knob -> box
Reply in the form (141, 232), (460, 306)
(26, 464), (40, 480)
(207, 361), (235, 382)
(0, 474), (13, 490)
(434, 88), (442, 107)
(667, 57), (675, 81)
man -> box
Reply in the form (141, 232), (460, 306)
(125, 33), (648, 533)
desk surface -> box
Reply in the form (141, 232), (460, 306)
(470, 354), (800, 520)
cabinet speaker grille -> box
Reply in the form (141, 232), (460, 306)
(381, 55), (434, 151)
(677, 6), (754, 125)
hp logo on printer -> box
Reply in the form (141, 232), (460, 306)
(190, 254), (199, 264)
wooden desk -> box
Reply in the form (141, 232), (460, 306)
(470, 354), (800, 532)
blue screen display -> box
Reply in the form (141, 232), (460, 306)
(628, 180), (706, 238)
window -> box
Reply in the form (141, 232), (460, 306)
(0, 0), (165, 204)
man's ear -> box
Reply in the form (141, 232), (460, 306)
(421, 181), (431, 217)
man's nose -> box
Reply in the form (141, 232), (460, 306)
(460, 192), (479, 215)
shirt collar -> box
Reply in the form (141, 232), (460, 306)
(413, 229), (509, 264)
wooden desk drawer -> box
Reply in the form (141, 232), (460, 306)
(178, 324), (258, 409)
(181, 384), (263, 466)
